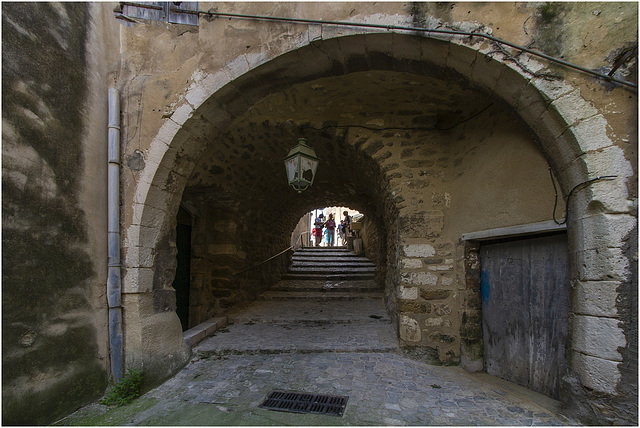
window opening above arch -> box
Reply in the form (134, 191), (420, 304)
(116, 1), (199, 26)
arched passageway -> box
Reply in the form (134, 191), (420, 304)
(177, 65), (556, 331)
(123, 32), (634, 410)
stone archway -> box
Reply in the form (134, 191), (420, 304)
(122, 31), (635, 404)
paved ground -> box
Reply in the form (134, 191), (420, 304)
(56, 272), (580, 426)
(58, 351), (578, 426)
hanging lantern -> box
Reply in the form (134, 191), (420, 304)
(283, 138), (320, 193)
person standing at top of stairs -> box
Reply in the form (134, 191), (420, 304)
(325, 213), (336, 247)
(343, 210), (351, 237)
(314, 213), (324, 247)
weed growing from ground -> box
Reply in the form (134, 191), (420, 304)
(100, 369), (143, 407)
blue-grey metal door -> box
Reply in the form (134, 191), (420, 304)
(480, 233), (569, 398)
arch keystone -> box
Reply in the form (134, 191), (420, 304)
(363, 33), (394, 71)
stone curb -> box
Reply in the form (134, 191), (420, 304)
(183, 316), (227, 347)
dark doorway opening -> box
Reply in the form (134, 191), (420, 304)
(173, 206), (192, 331)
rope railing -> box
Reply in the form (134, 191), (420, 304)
(232, 230), (310, 276)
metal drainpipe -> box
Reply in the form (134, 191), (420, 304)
(107, 88), (123, 382)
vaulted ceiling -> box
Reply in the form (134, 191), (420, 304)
(183, 70), (491, 230)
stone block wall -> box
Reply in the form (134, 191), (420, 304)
(358, 214), (386, 276)
(189, 206), (247, 323)
(183, 195), (295, 326)
(344, 106), (560, 365)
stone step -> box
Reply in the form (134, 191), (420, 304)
(193, 260), (397, 356)
(291, 254), (362, 261)
(288, 266), (376, 273)
(296, 246), (349, 251)
(285, 248), (377, 281)
(271, 279), (381, 293)
(282, 273), (376, 281)
(259, 291), (383, 300)
(292, 253), (369, 259)
(291, 257), (375, 266)
(271, 285), (381, 293)
(182, 316), (227, 347)
(293, 248), (358, 253)
(290, 263), (376, 271)
(291, 251), (358, 260)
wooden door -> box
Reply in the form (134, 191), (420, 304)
(480, 233), (569, 398)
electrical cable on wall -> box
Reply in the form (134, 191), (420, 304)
(549, 167), (617, 225)
(116, 2), (638, 90)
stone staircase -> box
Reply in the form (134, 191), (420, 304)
(283, 246), (377, 281)
(193, 247), (398, 355)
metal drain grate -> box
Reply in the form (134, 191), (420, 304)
(259, 390), (348, 417)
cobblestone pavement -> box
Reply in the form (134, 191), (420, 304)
(57, 349), (579, 426)
(148, 350), (579, 426)
(56, 277), (581, 426)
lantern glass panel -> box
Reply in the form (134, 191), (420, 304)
(301, 156), (315, 181)
(285, 157), (298, 182)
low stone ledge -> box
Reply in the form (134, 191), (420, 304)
(461, 220), (566, 241)
(183, 316), (227, 347)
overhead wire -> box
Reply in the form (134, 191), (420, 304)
(117, 2), (638, 90)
